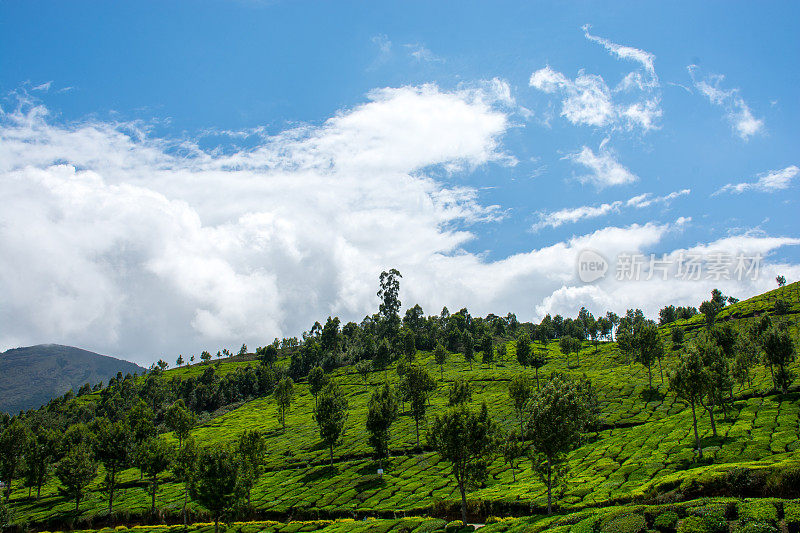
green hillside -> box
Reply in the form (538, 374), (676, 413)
(2, 282), (799, 533)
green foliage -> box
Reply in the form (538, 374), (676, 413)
(366, 384), (399, 466)
(448, 378), (473, 406)
(190, 447), (241, 532)
(737, 501), (777, 524)
(600, 514), (647, 533)
(237, 430), (265, 506)
(275, 377), (295, 430)
(733, 522), (777, 533)
(654, 512), (679, 533)
(315, 382), (349, 465)
(55, 442), (98, 512)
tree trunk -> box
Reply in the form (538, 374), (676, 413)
(458, 478), (468, 526)
(535, 367), (540, 390)
(214, 517), (219, 533)
(658, 357), (664, 384)
(183, 489), (188, 526)
(691, 401), (702, 458)
(414, 417), (420, 447)
(75, 496), (80, 512)
(37, 482), (42, 500)
(330, 444), (334, 467)
(108, 468), (116, 514)
(647, 365), (653, 390)
(151, 481), (156, 515)
(706, 401), (717, 437)
(512, 463), (516, 482)
(546, 458), (553, 515)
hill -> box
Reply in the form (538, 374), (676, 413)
(2, 282), (799, 533)
(0, 344), (145, 414)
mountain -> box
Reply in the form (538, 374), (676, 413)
(0, 344), (145, 414)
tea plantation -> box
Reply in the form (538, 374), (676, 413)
(3, 283), (799, 533)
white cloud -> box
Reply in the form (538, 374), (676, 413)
(582, 25), (656, 78)
(531, 189), (690, 231)
(688, 65), (764, 140)
(1, 90), (796, 366)
(404, 43), (443, 63)
(529, 28), (661, 132)
(715, 165), (799, 195)
(565, 141), (638, 188)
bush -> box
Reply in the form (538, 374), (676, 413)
(0, 500), (9, 529)
(773, 299), (790, 315)
(733, 522), (776, 533)
(572, 516), (600, 533)
(678, 514), (728, 533)
(445, 520), (471, 533)
(601, 514), (647, 533)
(737, 501), (778, 524)
(654, 512), (679, 533)
(485, 516), (501, 525)
(726, 468), (753, 497)
(765, 468), (800, 497)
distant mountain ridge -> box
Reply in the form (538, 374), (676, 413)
(0, 344), (145, 414)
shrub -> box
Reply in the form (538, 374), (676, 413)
(445, 520), (470, 533)
(654, 512), (679, 533)
(725, 468), (753, 497)
(733, 522), (777, 533)
(765, 468), (800, 497)
(572, 516), (600, 533)
(601, 514), (647, 533)
(678, 514), (728, 533)
(737, 501), (778, 524)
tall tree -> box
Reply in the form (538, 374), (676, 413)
(501, 429), (525, 482)
(0, 418), (31, 502)
(24, 427), (60, 500)
(433, 343), (448, 379)
(400, 365), (437, 447)
(669, 350), (707, 458)
(56, 442), (98, 513)
(94, 418), (132, 514)
(173, 436), (198, 525)
(315, 382), (349, 466)
(762, 325), (796, 394)
(525, 373), (597, 514)
(165, 399), (196, 451)
(428, 403), (497, 526)
(377, 269), (403, 340)
(190, 448), (241, 533)
(530, 349), (547, 390)
(308, 366), (328, 413)
(274, 377), (294, 431)
(138, 437), (172, 516)
(366, 384), (399, 470)
(355, 359), (372, 392)
(462, 331), (475, 369)
(508, 374), (533, 437)
(237, 430), (265, 507)
(516, 333), (532, 368)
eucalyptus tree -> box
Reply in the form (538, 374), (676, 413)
(316, 382), (349, 466)
(366, 384), (399, 470)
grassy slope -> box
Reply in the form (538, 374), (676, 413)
(9, 283), (800, 528)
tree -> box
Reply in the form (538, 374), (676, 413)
(669, 349), (707, 458)
(433, 343), (448, 379)
(138, 437), (172, 516)
(400, 365), (437, 447)
(23, 427), (60, 500)
(732, 328), (760, 390)
(606, 312), (620, 341)
(238, 344), (248, 356)
(448, 378), (472, 406)
(315, 382), (349, 466)
(94, 418), (132, 514)
(0, 418), (31, 502)
(671, 327), (685, 348)
(274, 377), (294, 431)
(56, 443), (98, 513)
(496, 342), (507, 362)
(374, 340), (391, 380)
(378, 269), (403, 339)
(190, 448), (241, 533)
(166, 399), (196, 451)
(690, 335), (728, 436)
(428, 403), (497, 526)
(237, 430), (265, 507)
(200, 350), (212, 364)
(776, 275), (786, 287)
(501, 429), (525, 482)
(558, 336), (574, 367)
(366, 384), (399, 470)
(762, 326), (796, 394)
(481, 338), (495, 369)
(401, 328), (416, 362)
(355, 359), (372, 392)
(636, 322), (664, 389)
(256, 345), (278, 368)
(176, 354), (184, 367)
(462, 331), (475, 369)
(173, 436), (198, 525)
(530, 349), (547, 390)
(525, 373), (596, 514)
(508, 374), (533, 436)
(308, 366), (328, 412)
(516, 333), (532, 368)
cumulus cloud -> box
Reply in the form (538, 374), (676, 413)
(688, 65), (764, 140)
(531, 189), (690, 231)
(1, 89), (796, 366)
(529, 27), (661, 132)
(565, 140), (638, 188)
(714, 165), (799, 195)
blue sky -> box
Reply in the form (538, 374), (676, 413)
(1, 1), (798, 364)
